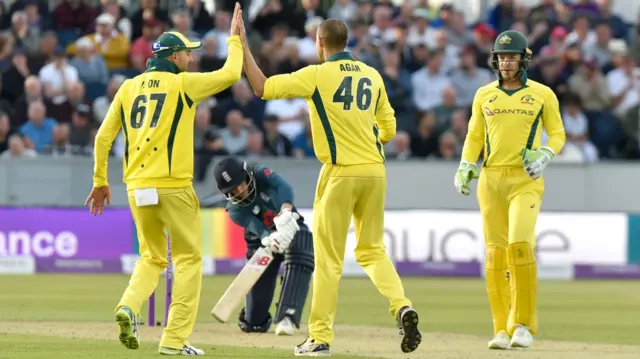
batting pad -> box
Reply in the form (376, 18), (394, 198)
(507, 242), (538, 335)
(485, 246), (511, 335)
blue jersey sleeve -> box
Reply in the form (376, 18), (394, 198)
(226, 205), (271, 240)
(253, 165), (294, 206)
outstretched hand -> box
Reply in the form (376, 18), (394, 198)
(229, 2), (244, 37)
(85, 186), (111, 216)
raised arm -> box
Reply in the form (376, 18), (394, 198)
(461, 90), (486, 165)
(181, 35), (243, 103)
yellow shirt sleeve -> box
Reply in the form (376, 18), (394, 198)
(182, 35), (243, 103)
(374, 80), (396, 144)
(461, 90), (485, 164)
(93, 89), (124, 187)
(262, 65), (318, 100)
(541, 90), (566, 155)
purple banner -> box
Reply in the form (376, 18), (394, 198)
(395, 261), (482, 277)
(35, 258), (122, 273)
(0, 208), (133, 260)
(574, 264), (640, 279)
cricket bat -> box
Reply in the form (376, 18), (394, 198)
(211, 246), (274, 323)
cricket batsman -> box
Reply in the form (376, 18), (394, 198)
(212, 157), (313, 336)
(454, 30), (566, 350)
(84, 3), (245, 355)
(239, 19), (421, 356)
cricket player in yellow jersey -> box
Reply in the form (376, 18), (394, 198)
(84, 3), (245, 355)
(239, 19), (421, 356)
(454, 30), (566, 350)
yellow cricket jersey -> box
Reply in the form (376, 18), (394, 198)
(92, 36), (243, 190)
(262, 52), (396, 166)
(461, 78), (566, 167)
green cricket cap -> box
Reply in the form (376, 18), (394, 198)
(152, 31), (202, 57)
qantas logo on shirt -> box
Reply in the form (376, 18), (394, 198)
(484, 106), (494, 116)
(488, 108), (536, 116)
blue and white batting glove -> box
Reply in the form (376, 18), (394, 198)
(261, 232), (291, 254)
(454, 161), (480, 196)
(520, 147), (554, 180)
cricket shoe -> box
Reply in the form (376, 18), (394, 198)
(275, 316), (295, 336)
(294, 337), (331, 356)
(510, 325), (534, 348)
(397, 306), (421, 353)
(159, 344), (205, 355)
(115, 306), (139, 349)
(487, 330), (511, 349)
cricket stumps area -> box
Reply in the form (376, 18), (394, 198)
(148, 238), (173, 327)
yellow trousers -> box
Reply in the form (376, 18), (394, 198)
(308, 163), (411, 345)
(116, 186), (202, 349)
(477, 167), (542, 336)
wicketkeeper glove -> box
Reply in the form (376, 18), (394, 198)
(454, 161), (480, 196)
(520, 147), (553, 180)
(261, 231), (291, 254)
(273, 208), (300, 241)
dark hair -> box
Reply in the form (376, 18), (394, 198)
(563, 92), (582, 107)
(265, 114), (278, 122)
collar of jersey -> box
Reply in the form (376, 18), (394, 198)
(326, 51), (355, 62)
(145, 57), (181, 74)
(497, 70), (529, 95)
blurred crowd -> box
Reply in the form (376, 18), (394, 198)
(0, 0), (639, 179)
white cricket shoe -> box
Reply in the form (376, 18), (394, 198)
(159, 344), (205, 355)
(275, 317), (295, 336)
(487, 330), (510, 350)
(510, 325), (534, 348)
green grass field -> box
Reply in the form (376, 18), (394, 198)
(0, 275), (639, 358)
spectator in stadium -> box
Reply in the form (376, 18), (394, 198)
(194, 104), (217, 149)
(100, 0), (132, 42)
(48, 80), (91, 123)
(470, 23), (494, 70)
(220, 109), (248, 155)
(212, 78), (264, 128)
(260, 23), (292, 74)
(328, 0), (357, 24)
(298, 16), (323, 64)
(198, 33), (224, 75)
(606, 44), (640, 141)
(450, 45), (492, 107)
(539, 25), (568, 61)
(1, 49), (31, 104)
(291, 119), (314, 159)
(0, 133), (37, 158)
(43, 122), (72, 157)
(204, 9), (231, 59)
(566, 14), (596, 52)
(264, 90), (308, 141)
(14, 75), (51, 127)
(68, 103), (95, 155)
(346, 19), (369, 58)
(0, 80), (16, 121)
(449, 109), (468, 149)
(183, 0), (211, 35)
(433, 85), (460, 130)
(130, 19), (163, 73)
(529, 55), (568, 96)
(92, 74), (124, 123)
(568, 58), (610, 112)
(9, 10), (40, 54)
(67, 13), (130, 71)
(129, 0), (169, 41)
(596, 0), (626, 39)
(433, 29), (460, 74)
(53, 0), (95, 34)
(585, 21), (614, 68)
(487, 0), (515, 34)
(381, 49), (413, 130)
(277, 41), (306, 74)
(358, 37), (384, 71)
(411, 49), (451, 112)
(171, 9), (201, 43)
(410, 111), (438, 158)
(263, 114), (292, 157)
(290, 0), (327, 37)
(38, 48), (78, 104)
(23, 0), (47, 32)
(195, 129), (228, 181)
(369, 5), (396, 44)
(0, 112), (13, 153)
(240, 127), (269, 157)
(446, 10), (474, 48)
(29, 31), (58, 71)
(435, 131), (459, 160)
(562, 94), (599, 164)
(20, 100), (56, 153)
(385, 131), (411, 160)
(572, 0), (600, 20)
(70, 37), (109, 88)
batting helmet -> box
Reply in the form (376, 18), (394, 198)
(213, 157), (257, 206)
(490, 30), (532, 78)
